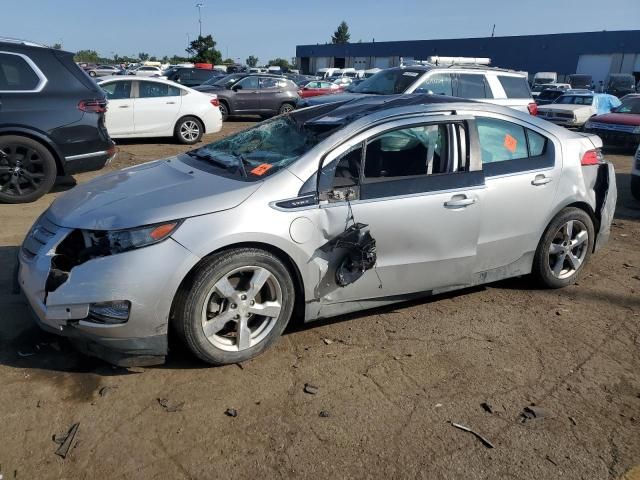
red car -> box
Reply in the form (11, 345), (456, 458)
(584, 95), (640, 148)
(298, 80), (343, 99)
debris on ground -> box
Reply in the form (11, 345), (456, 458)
(157, 398), (185, 413)
(53, 422), (79, 459)
(323, 338), (333, 345)
(304, 383), (319, 395)
(98, 386), (117, 397)
(521, 405), (549, 422)
(480, 402), (494, 414)
(235, 363), (244, 370)
(435, 403), (443, 408)
(449, 421), (494, 448)
(545, 455), (558, 466)
(568, 416), (577, 426)
(623, 263), (634, 269)
(224, 408), (238, 418)
(319, 410), (330, 418)
(17, 350), (35, 357)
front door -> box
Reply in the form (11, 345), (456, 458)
(232, 76), (260, 113)
(314, 117), (484, 304)
(133, 81), (181, 135)
(100, 80), (134, 136)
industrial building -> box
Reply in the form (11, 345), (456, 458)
(295, 30), (640, 84)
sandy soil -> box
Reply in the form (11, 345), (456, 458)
(0, 121), (638, 479)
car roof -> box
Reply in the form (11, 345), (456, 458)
(96, 76), (187, 89)
(381, 65), (526, 76)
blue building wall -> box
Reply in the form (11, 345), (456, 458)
(296, 30), (640, 74)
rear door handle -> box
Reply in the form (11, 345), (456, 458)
(119, 105), (130, 108)
(166, 101), (176, 104)
(532, 174), (552, 186)
(444, 195), (476, 208)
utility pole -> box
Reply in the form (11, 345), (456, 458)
(491, 24), (496, 38)
(195, 3), (204, 37)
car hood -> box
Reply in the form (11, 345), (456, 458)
(300, 92), (368, 107)
(589, 112), (640, 126)
(193, 85), (223, 92)
(47, 157), (261, 230)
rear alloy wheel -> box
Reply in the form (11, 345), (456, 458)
(279, 103), (295, 115)
(174, 116), (203, 145)
(173, 248), (295, 365)
(533, 208), (594, 288)
(0, 136), (57, 204)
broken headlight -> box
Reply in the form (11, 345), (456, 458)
(85, 221), (182, 257)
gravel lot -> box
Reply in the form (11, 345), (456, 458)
(0, 120), (639, 480)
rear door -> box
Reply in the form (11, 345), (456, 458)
(100, 80), (134, 136)
(232, 76), (260, 112)
(133, 81), (181, 135)
(259, 76), (286, 113)
(468, 114), (561, 274)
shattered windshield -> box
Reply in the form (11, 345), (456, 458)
(184, 114), (341, 181)
(349, 68), (424, 95)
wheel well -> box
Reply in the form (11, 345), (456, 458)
(561, 202), (600, 251)
(171, 242), (306, 327)
(218, 99), (230, 113)
(175, 115), (206, 134)
(0, 131), (63, 175)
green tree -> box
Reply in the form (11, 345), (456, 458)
(170, 54), (191, 64)
(74, 49), (100, 63)
(138, 52), (150, 61)
(246, 55), (259, 67)
(51, 42), (62, 50)
(223, 58), (235, 64)
(331, 21), (351, 44)
(149, 56), (158, 62)
(161, 55), (169, 63)
(186, 35), (222, 64)
(268, 58), (292, 70)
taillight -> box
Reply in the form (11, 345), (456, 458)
(581, 149), (603, 166)
(79, 99), (107, 113)
(527, 102), (538, 116)
(210, 98), (220, 107)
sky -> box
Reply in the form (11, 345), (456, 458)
(2, 0), (640, 64)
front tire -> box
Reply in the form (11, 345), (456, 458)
(0, 135), (57, 204)
(279, 103), (295, 115)
(532, 207), (594, 288)
(631, 175), (640, 202)
(174, 116), (203, 145)
(173, 248), (295, 365)
(88, 71), (97, 77)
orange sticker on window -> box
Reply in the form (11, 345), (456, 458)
(250, 163), (273, 176)
(504, 134), (518, 153)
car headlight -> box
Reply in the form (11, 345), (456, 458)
(99, 221), (182, 254)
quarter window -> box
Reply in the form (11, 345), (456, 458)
(414, 73), (453, 96)
(0, 53), (41, 91)
(497, 75), (531, 99)
(138, 81), (181, 98)
(101, 81), (132, 100)
(457, 74), (492, 99)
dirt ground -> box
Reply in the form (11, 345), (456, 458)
(0, 120), (639, 480)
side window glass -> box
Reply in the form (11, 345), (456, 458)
(364, 124), (450, 179)
(319, 146), (363, 193)
(457, 74), (492, 99)
(0, 53), (41, 91)
(497, 75), (531, 99)
(101, 81), (131, 100)
(476, 117), (528, 163)
(259, 77), (278, 89)
(414, 73), (453, 96)
(237, 76), (259, 89)
(526, 129), (547, 157)
(139, 81), (174, 98)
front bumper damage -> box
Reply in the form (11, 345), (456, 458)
(18, 215), (199, 366)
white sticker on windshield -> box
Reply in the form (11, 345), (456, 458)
(403, 72), (419, 77)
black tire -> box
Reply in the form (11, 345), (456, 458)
(0, 135), (57, 204)
(174, 116), (203, 145)
(279, 102), (295, 115)
(631, 175), (640, 202)
(173, 248), (296, 365)
(88, 71), (97, 77)
(532, 207), (595, 289)
(218, 101), (230, 121)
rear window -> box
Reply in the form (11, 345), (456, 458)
(0, 53), (41, 91)
(497, 75), (531, 99)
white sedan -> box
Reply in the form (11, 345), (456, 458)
(97, 77), (223, 144)
(537, 93), (621, 128)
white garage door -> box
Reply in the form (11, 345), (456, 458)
(374, 57), (392, 69)
(353, 56), (368, 69)
(315, 57), (330, 70)
(577, 54), (613, 85)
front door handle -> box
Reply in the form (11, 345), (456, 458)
(166, 101), (176, 104)
(532, 174), (552, 186)
(444, 194), (476, 208)
(119, 105), (130, 108)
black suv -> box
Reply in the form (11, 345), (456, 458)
(0, 39), (114, 203)
(165, 67), (223, 87)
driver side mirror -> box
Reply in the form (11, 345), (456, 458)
(232, 84), (242, 91)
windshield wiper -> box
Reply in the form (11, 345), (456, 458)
(233, 152), (249, 178)
(186, 150), (236, 171)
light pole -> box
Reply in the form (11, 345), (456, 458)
(195, 3), (204, 37)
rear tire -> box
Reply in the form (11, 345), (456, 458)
(174, 116), (203, 145)
(279, 103), (295, 115)
(0, 135), (57, 204)
(218, 101), (230, 121)
(631, 175), (640, 202)
(532, 207), (594, 289)
(173, 248), (295, 365)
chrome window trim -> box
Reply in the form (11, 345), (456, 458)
(0, 50), (48, 93)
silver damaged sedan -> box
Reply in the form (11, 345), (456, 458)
(18, 95), (617, 366)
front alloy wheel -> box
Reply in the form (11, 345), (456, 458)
(173, 248), (295, 365)
(174, 117), (203, 145)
